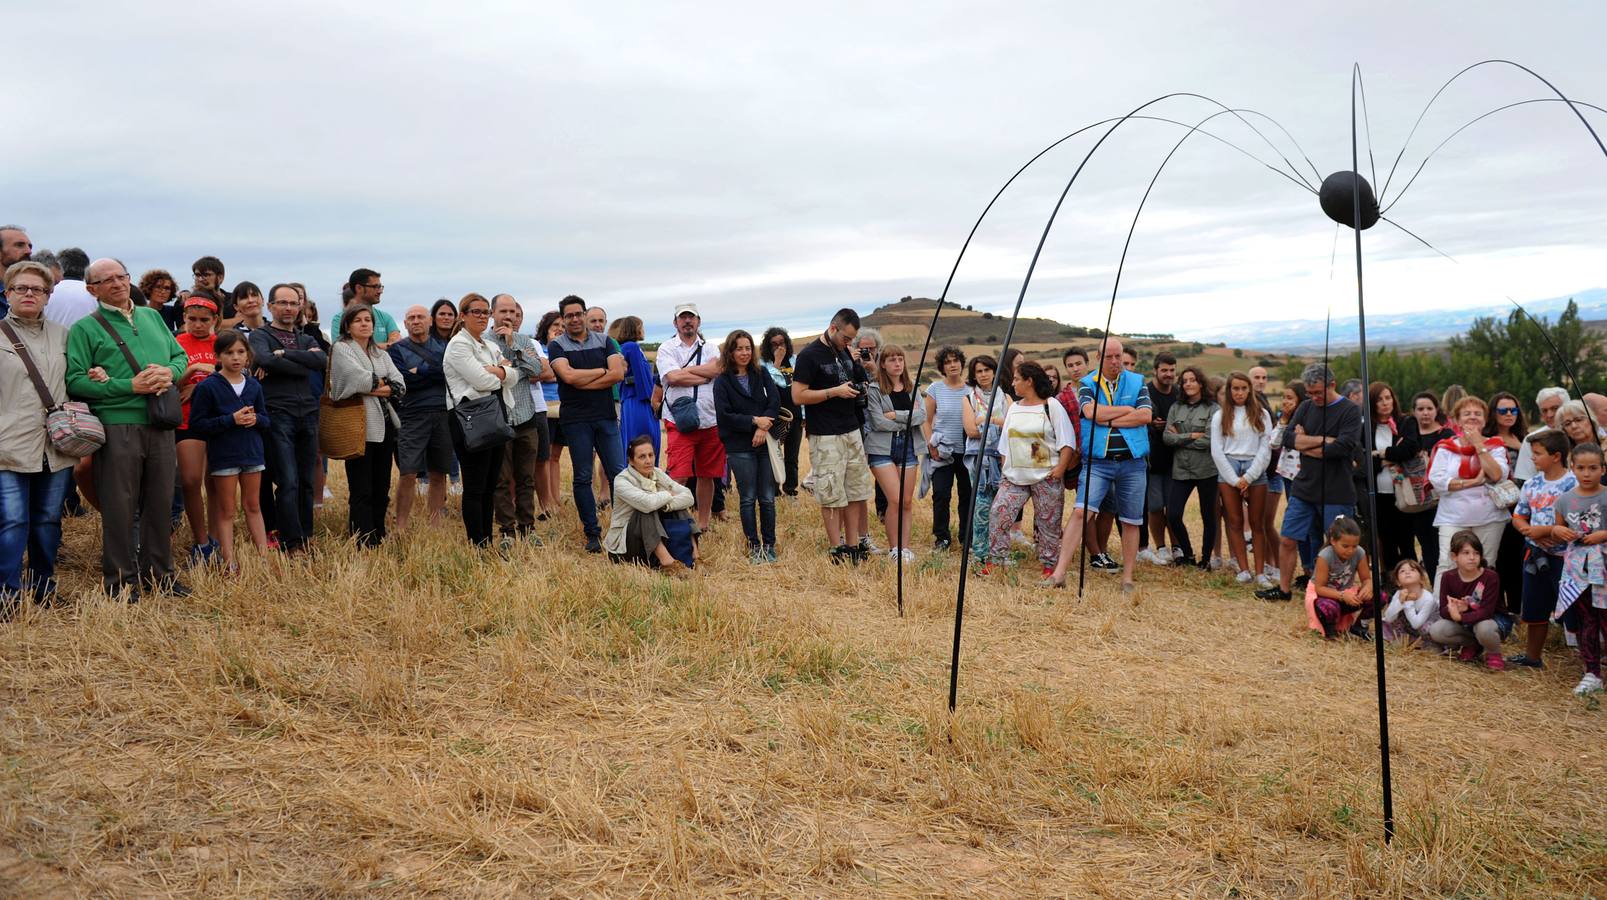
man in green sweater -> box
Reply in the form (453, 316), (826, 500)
(65, 258), (191, 600)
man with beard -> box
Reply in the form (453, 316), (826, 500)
(1138, 352), (1179, 566)
(249, 284), (327, 556)
(657, 302), (725, 531)
(0, 225), (33, 318)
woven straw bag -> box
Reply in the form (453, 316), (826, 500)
(318, 351), (367, 459)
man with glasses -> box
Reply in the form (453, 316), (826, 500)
(793, 308), (874, 564)
(658, 302), (725, 531)
(546, 295), (625, 553)
(329, 268), (401, 349)
(65, 259), (190, 600)
(186, 256), (231, 325)
(0, 224), (33, 318)
(249, 284), (327, 556)
(389, 304), (454, 530)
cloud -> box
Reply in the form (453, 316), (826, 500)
(6, 1), (1605, 345)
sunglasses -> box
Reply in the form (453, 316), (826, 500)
(1495, 406), (1520, 415)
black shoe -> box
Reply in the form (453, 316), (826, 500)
(1177, 554), (1199, 568)
(1509, 654), (1544, 669)
(849, 545), (869, 566)
(585, 535), (602, 554)
(933, 538), (952, 552)
(144, 577), (191, 599)
(1090, 553), (1119, 571)
(1347, 621), (1372, 641)
(830, 544), (854, 565)
(1293, 574), (1311, 591)
(1255, 586), (1292, 602)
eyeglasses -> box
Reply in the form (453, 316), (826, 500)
(87, 273), (131, 286)
(6, 284), (49, 297)
(463, 309), (490, 318)
(1494, 406), (1520, 415)
(362, 283), (385, 292)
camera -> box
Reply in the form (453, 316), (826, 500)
(849, 379), (870, 410)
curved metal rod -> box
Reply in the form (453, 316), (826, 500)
(1381, 97), (1607, 215)
(894, 108), (1319, 618)
(944, 91), (1318, 713)
(1356, 65), (1380, 193)
(1378, 214), (1601, 435)
(1351, 61), (1395, 848)
(1379, 59), (1607, 206)
(1072, 105), (1260, 597)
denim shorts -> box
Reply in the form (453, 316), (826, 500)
(1219, 456), (1267, 486)
(868, 435), (918, 469)
(211, 463), (267, 477)
(1072, 457), (1147, 525)
(1267, 469), (1284, 494)
(1280, 495), (1353, 545)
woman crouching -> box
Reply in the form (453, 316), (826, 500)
(605, 434), (697, 576)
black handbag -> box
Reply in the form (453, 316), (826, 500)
(93, 311), (182, 429)
(455, 392), (514, 452)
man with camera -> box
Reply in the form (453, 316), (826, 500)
(792, 308), (874, 564)
(658, 302), (725, 532)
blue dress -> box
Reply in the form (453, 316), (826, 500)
(618, 341), (661, 462)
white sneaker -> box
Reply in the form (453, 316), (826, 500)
(1227, 558), (1242, 574)
(1153, 548), (1171, 566)
(1574, 673), (1604, 696)
(1235, 570), (1253, 584)
(1209, 556), (1226, 571)
(1136, 549), (1158, 565)
(900, 548), (917, 564)
(1254, 573), (1274, 589)
(1171, 547), (1185, 563)
(323, 487), (334, 500)
(449, 482), (464, 497)
(1263, 564), (1277, 578)
(415, 480), (428, 496)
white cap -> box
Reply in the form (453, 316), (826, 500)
(673, 302), (699, 318)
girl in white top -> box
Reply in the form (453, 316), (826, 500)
(441, 293), (518, 547)
(1209, 371), (1274, 585)
(1381, 559), (1440, 645)
(984, 361), (1074, 574)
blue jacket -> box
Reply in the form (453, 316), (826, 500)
(188, 372), (272, 471)
(1077, 370), (1151, 460)
(388, 332), (449, 413)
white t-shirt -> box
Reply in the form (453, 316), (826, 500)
(1428, 438), (1511, 527)
(42, 279), (97, 327)
(657, 336), (721, 430)
(995, 400), (1075, 486)
(530, 341), (550, 414)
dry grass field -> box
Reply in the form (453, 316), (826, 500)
(2, 457), (1605, 897)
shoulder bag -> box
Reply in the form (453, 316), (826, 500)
(0, 319), (105, 457)
(454, 340), (514, 452)
(668, 342), (705, 433)
(319, 344), (368, 460)
(92, 310), (182, 429)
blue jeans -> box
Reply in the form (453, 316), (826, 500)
(1073, 457), (1148, 525)
(726, 449), (776, 549)
(0, 467), (74, 600)
(566, 418), (625, 538)
(266, 409), (320, 550)
(1280, 496), (1354, 572)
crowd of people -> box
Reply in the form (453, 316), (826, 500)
(1, 223), (1603, 697)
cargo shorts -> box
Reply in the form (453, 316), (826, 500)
(807, 430), (874, 509)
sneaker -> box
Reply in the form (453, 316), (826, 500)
(1235, 570), (1253, 584)
(145, 577), (192, 599)
(1485, 653), (1506, 671)
(859, 536), (882, 555)
(323, 487), (334, 500)
(1090, 553), (1119, 571)
(899, 548), (917, 564)
(750, 547), (768, 565)
(1508, 654), (1543, 669)
(849, 544), (869, 566)
(1136, 548), (1158, 565)
(1255, 586), (1292, 602)
(1171, 547), (1185, 563)
(1348, 621), (1372, 641)
(585, 535), (602, 554)
(1293, 574), (1311, 592)
(1263, 564), (1278, 579)
(762, 545), (778, 563)
(933, 538), (952, 552)
(449, 482), (464, 497)
(1574, 673), (1604, 695)
(1254, 573), (1274, 589)
(1208, 556), (1226, 571)
(830, 544), (855, 565)
(189, 541), (215, 566)
(1177, 554), (1199, 568)
(1458, 646), (1478, 663)
(415, 480), (428, 496)
(1153, 549), (1171, 566)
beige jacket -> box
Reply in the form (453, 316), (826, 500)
(0, 314), (76, 473)
(603, 465), (695, 556)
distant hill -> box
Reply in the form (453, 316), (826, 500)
(854, 297), (1296, 384)
(1179, 288), (1607, 353)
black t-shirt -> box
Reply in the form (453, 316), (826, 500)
(1147, 380), (1178, 472)
(891, 388), (913, 411)
(793, 337), (866, 436)
(1283, 396), (1362, 505)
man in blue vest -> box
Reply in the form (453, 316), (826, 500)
(1048, 337), (1153, 592)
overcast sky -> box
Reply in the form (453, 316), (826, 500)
(9, 1), (1605, 345)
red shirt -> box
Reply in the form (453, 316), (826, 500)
(1054, 384), (1082, 452)
(175, 332), (216, 430)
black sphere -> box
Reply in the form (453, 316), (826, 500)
(1319, 171), (1380, 230)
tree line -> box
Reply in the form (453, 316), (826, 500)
(1276, 300), (1604, 417)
